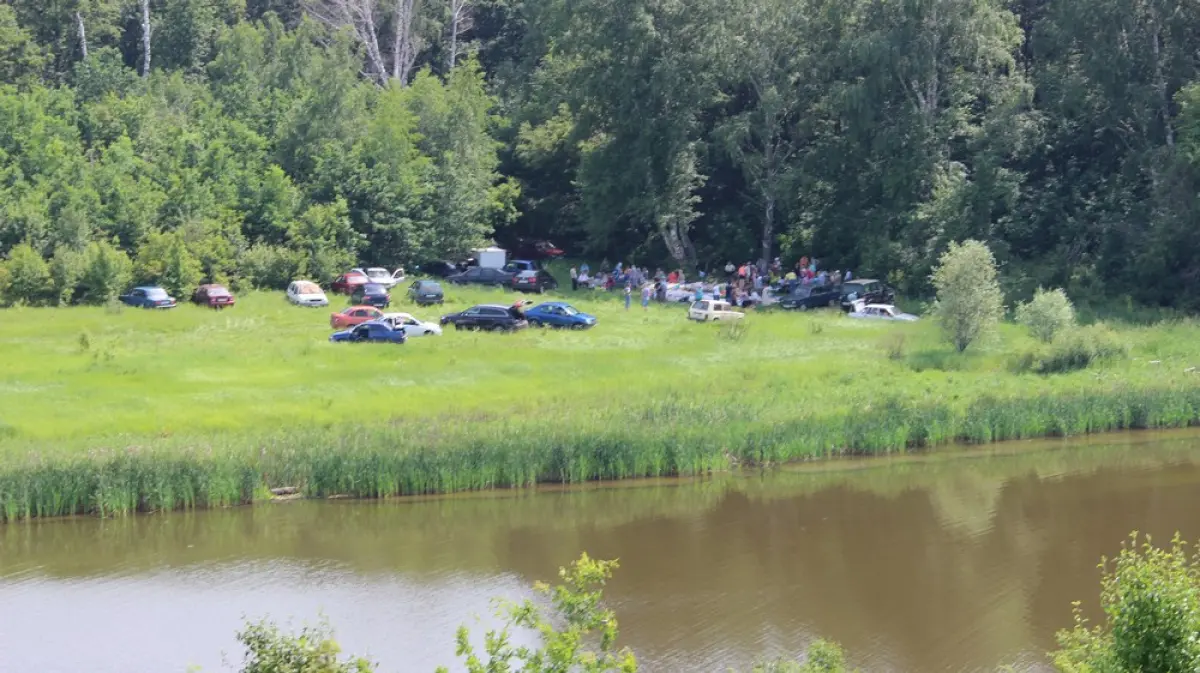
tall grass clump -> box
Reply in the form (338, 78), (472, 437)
(1034, 324), (1127, 374)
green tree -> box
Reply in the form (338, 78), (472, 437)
(78, 239), (132, 303)
(1054, 533), (1200, 673)
(1016, 288), (1076, 343)
(136, 230), (202, 297)
(930, 240), (1004, 352)
(752, 640), (851, 673)
(1, 243), (50, 305)
(237, 619), (375, 673)
(438, 553), (638, 673)
(48, 245), (86, 305)
(0, 4), (46, 86)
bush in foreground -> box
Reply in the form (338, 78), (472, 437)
(1034, 324), (1126, 374)
(1017, 288), (1076, 343)
(930, 240), (1005, 353)
(1053, 533), (1200, 673)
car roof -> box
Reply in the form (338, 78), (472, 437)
(475, 304), (510, 310)
(134, 285), (163, 291)
(847, 278), (879, 284)
(417, 279), (441, 286)
(864, 303), (894, 309)
(344, 305), (381, 312)
(535, 302), (570, 308)
(361, 283), (387, 291)
(345, 270), (367, 277)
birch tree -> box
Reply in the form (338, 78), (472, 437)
(445, 0), (472, 71)
(140, 0), (150, 77)
(305, 0), (421, 85)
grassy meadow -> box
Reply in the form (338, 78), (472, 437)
(3, 282), (1200, 519)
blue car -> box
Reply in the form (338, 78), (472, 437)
(329, 320), (407, 344)
(119, 286), (177, 309)
(524, 302), (597, 329)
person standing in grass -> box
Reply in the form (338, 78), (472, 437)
(624, 283), (632, 310)
(570, 266), (578, 291)
(641, 284), (652, 310)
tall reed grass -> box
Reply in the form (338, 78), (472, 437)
(5, 382), (1200, 521)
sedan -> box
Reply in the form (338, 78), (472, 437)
(350, 283), (390, 308)
(287, 280), (329, 307)
(847, 304), (918, 321)
(512, 269), (558, 293)
(331, 271), (369, 295)
(779, 285), (841, 311)
(440, 304), (528, 332)
(362, 267), (399, 289)
(120, 286), (176, 309)
(416, 260), (460, 278)
(192, 284), (235, 309)
(329, 320), (407, 344)
(447, 267), (513, 287)
(330, 306), (385, 329)
(407, 280), (444, 306)
(381, 312), (442, 336)
(525, 302), (596, 329)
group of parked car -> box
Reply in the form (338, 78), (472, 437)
(119, 284), (236, 309)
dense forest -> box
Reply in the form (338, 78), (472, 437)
(0, 0), (1198, 307)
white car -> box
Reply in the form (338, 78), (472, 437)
(287, 280), (329, 307)
(665, 283), (701, 303)
(381, 312), (442, 336)
(362, 267), (398, 288)
(847, 303), (918, 321)
(688, 299), (745, 322)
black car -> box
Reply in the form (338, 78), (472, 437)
(779, 285), (842, 311)
(350, 283), (391, 308)
(447, 266), (514, 287)
(416, 260), (460, 278)
(407, 279), (444, 306)
(512, 269), (558, 294)
(440, 304), (529, 332)
(839, 279), (894, 311)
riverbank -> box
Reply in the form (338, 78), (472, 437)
(2, 288), (1200, 520)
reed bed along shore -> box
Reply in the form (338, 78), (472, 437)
(3, 288), (1200, 521)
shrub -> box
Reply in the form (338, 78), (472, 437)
(752, 641), (850, 673)
(78, 240), (132, 304)
(49, 246), (85, 305)
(2, 243), (50, 305)
(237, 619), (375, 673)
(1016, 288), (1075, 343)
(1035, 324), (1126, 374)
(134, 231), (202, 298)
(1053, 533), (1200, 673)
(930, 240), (1004, 352)
(240, 244), (304, 290)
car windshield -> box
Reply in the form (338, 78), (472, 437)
(146, 288), (168, 299)
(296, 282), (321, 294)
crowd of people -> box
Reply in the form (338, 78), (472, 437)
(565, 256), (855, 310)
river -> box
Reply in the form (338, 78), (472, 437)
(3, 431), (1200, 672)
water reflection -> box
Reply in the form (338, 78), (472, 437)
(2, 432), (1200, 672)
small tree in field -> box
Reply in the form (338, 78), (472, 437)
(1, 243), (50, 305)
(1053, 533), (1200, 673)
(930, 240), (1004, 352)
(1016, 288), (1075, 343)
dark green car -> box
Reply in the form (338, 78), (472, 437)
(779, 285), (841, 311)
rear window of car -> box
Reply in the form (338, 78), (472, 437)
(420, 281), (441, 291)
(296, 282), (321, 294)
(363, 284), (386, 294)
(146, 288), (168, 299)
(207, 286), (230, 296)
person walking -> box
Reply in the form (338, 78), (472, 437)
(570, 266), (578, 291)
(624, 283), (632, 311)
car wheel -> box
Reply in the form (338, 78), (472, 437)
(828, 299), (837, 308)
(490, 325), (504, 333)
(799, 304), (809, 312)
(529, 319), (542, 328)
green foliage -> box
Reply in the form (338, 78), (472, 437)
(752, 641), (851, 672)
(240, 244), (304, 289)
(1016, 288), (1076, 343)
(1053, 533), (1200, 673)
(1032, 325), (1127, 375)
(78, 240), (132, 304)
(237, 619), (375, 673)
(930, 240), (1005, 352)
(438, 553), (637, 673)
(1, 243), (50, 305)
(135, 231), (203, 297)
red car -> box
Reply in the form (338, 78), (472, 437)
(192, 284), (236, 308)
(330, 305), (385, 329)
(331, 271), (369, 294)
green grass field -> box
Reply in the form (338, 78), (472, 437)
(3, 282), (1200, 519)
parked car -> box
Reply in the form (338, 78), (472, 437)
(120, 286), (177, 309)
(688, 299), (745, 322)
(415, 260), (459, 278)
(512, 269), (558, 293)
(665, 283), (702, 303)
(381, 312), (442, 336)
(847, 303), (918, 321)
(407, 280), (445, 306)
(331, 271), (369, 294)
(350, 283), (390, 308)
(440, 304), (529, 331)
(330, 306), (385, 329)
(779, 285), (841, 311)
(840, 279), (894, 311)
(503, 259), (539, 274)
(447, 266), (514, 287)
(525, 302), (597, 329)
(329, 320), (407, 344)
(363, 267), (399, 289)
(287, 280), (329, 307)
(192, 284), (235, 309)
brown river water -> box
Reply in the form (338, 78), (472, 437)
(4, 431), (1200, 672)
